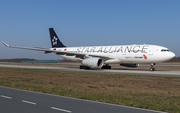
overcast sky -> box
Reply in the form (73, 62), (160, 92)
(0, 0), (180, 60)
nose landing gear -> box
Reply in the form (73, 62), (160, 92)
(149, 63), (156, 71)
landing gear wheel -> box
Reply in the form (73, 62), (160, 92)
(149, 67), (155, 71)
(101, 64), (111, 69)
(80, 65), (90, 69)
(80, 65), (84, 69)
(149, 63), (156, 71)
(85, 66), (90, 69)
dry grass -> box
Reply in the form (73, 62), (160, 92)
(0, 67), (180, 113)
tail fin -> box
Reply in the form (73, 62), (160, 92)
(49, 28), (66, 48)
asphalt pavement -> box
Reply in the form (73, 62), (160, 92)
(0, 86), (167, 113)
(0, 64), (180, 77)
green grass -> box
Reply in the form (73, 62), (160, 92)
(0, 67), (180, 113)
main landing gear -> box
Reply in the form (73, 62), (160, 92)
(80, 65), (90, 69)
(101, 64), (111, 69)
(149, 63), (156, 71)
(79, 64), (112, 69)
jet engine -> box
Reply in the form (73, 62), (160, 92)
(120, 63), (139, 68)
(82, 57), (104, 68)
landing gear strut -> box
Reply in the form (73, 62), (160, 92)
(80, 65), (90, 69)
(101, 64), (111, 69)
(149, 63), (156, 71)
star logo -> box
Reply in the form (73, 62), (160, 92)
(52, 36), (58, 45)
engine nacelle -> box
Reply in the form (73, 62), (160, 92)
(82, 57), (104, 68)
(120, 63), (139, 68)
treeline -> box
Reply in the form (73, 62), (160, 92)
(61, 58), (80, 62)
(167, 57), (180, 62)
(0, 58), (36, 62)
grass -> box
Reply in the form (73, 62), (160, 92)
(0, 67), (180, 113)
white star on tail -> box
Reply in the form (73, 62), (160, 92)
(52, 36), (58, 45)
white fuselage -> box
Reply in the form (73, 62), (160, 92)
(51, 44), (175, 64)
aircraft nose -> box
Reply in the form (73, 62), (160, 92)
(163, 52), (175, 61)
(168, 52), (175, 60)
(171, 52), (175, 58)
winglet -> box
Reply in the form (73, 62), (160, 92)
(2, 41), (10, 47)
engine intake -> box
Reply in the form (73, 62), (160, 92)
(82, 57), (104, 68)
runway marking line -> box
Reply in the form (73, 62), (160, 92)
(0, 86), (167, 113)
(22, 100), (37, 105)
(0, 95), (12, 99)
(51, 107), (71, 113)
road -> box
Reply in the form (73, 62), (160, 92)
(0, 64), (180, 77)
(0, 86), (166, 113)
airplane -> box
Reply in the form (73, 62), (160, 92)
(2, 28), (175, 71)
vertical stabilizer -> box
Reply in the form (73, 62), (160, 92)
(49, 28), (66, 48)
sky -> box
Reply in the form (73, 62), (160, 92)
(0, 0), (180, 60)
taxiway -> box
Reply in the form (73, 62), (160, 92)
(0, 64), (180, 77)
(0, 86), (166, 113)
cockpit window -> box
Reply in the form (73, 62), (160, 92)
(161, 49), (170, 52)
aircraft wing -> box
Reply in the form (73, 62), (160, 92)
(2, 42), (115, 60)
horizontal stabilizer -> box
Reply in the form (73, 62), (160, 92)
(44, 51), (53, 54)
